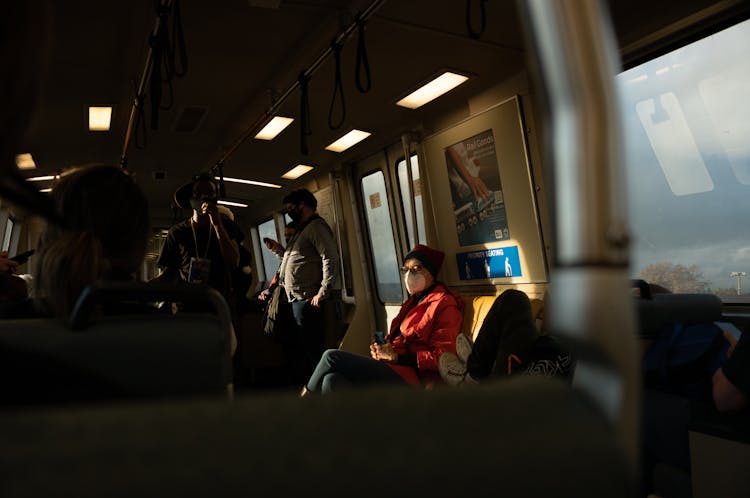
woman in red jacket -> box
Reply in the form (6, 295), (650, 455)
(302, 245), (463, 395)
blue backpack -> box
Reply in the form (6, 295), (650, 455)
(642, 322), (729, 401)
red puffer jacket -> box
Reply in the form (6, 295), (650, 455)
(386, 282), (464, 385)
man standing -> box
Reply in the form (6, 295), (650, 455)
(278, 188), (340, 385)
(154, 173), (242, 304)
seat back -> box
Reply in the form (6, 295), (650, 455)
(0, 379), (632, 498)
(636, 293), (722, 338)
(460, 294), (544, 341)
(0, 282), (233, 405)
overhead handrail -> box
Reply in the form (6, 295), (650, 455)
(209, 0), (388, 175)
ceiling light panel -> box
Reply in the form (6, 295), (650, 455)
(217, 176), (281, 189)
(15, 153), (36, 169)
(217, 200), (249, 208)
(281, 164), (314, 180)
(396, 72), (469, 109)
(325, 129), (371, 153)
(254, 116), (294, 140)
(89, 106), (112, 131)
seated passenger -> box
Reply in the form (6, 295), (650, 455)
(712, 329), (748, 411)
(33, 165), (149, 318)
(302, 245), (463, 395)
(0, 251), (34, 318)
(0, 251), (26, 300)
(439, 289), (573, 386)
(641, 328), (748, 496)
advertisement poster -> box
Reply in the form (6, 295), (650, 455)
(456, 246), (521, 280)
(445, 129), (509, 246)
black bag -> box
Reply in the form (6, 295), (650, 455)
(262, 284), (293, 340)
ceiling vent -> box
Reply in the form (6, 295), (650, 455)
(172, 106), (209, 133)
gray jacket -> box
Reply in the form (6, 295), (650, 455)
(279, 216), (340, 302)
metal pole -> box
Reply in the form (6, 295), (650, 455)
(120, 0), (173, 169)
(522, 0), (638, 478)
(401, 133), (419, 248)
(731, 271), (746, 295)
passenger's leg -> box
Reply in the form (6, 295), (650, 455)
(320, 372), (348, 393)
(283, 300), (324, 386)
(641, 390), (692, 495)
(294, 300), (326, 382)
(304, 349), (404, 394)
(466, 289), (538, 379)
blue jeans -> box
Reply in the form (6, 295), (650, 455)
(306, 349), (405, 394)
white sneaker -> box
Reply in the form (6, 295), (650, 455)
(439, 352), (467, 386)
(456, 333), (473, 363)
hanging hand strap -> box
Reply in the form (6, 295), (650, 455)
(355, 15), (372, 93)
(328, 40), (346, 130)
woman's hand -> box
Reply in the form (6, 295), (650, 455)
(370, 342), (398, 363)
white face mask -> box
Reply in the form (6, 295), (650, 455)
(405, 272), (427, 294)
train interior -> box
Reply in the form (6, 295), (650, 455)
(1, 1), (749, 496)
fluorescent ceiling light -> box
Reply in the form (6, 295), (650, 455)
(89, 106), (112, 131)
(40, 188), (52, 193)
(396, 72), (469, 109)
(281, 164), (314, 180)
(215, 176), (281, 189)
(255, 116), (294, 140)
(15, 153), (36, 169)
(325, 129), (371, 152)
(217, 200), (249, 208)
(27, 175), (56, 182)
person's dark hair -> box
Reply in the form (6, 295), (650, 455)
(282, 188), (317, 211)
(33, 165), (150, 317)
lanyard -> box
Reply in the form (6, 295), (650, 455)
(190, 220), (212, 259)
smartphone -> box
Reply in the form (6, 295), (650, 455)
(374, 330), (386, 345)
(9, 249), (35, 264)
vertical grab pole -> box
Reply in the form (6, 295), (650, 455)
(521, 0), (639, 478)
(401, 133), (420, 248)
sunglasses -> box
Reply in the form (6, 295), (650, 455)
(400, 264), (424, 275)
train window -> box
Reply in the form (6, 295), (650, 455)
(619, 18), (750, 300)
(361, 171), (402, 303)
(257, 218), (280, 282)
(2, 216), (14, 252)
(396, 154), (426, 248)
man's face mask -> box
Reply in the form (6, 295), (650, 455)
(286, 203), (303, 222)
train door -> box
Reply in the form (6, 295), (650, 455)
(346, 140), (428, 352)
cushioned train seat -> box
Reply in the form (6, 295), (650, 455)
(460, 294), (545, 341)
(0, 378), (631, 498)
(0, 282), (233, 405)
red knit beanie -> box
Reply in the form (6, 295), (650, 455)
(403, 244), (445, 277)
